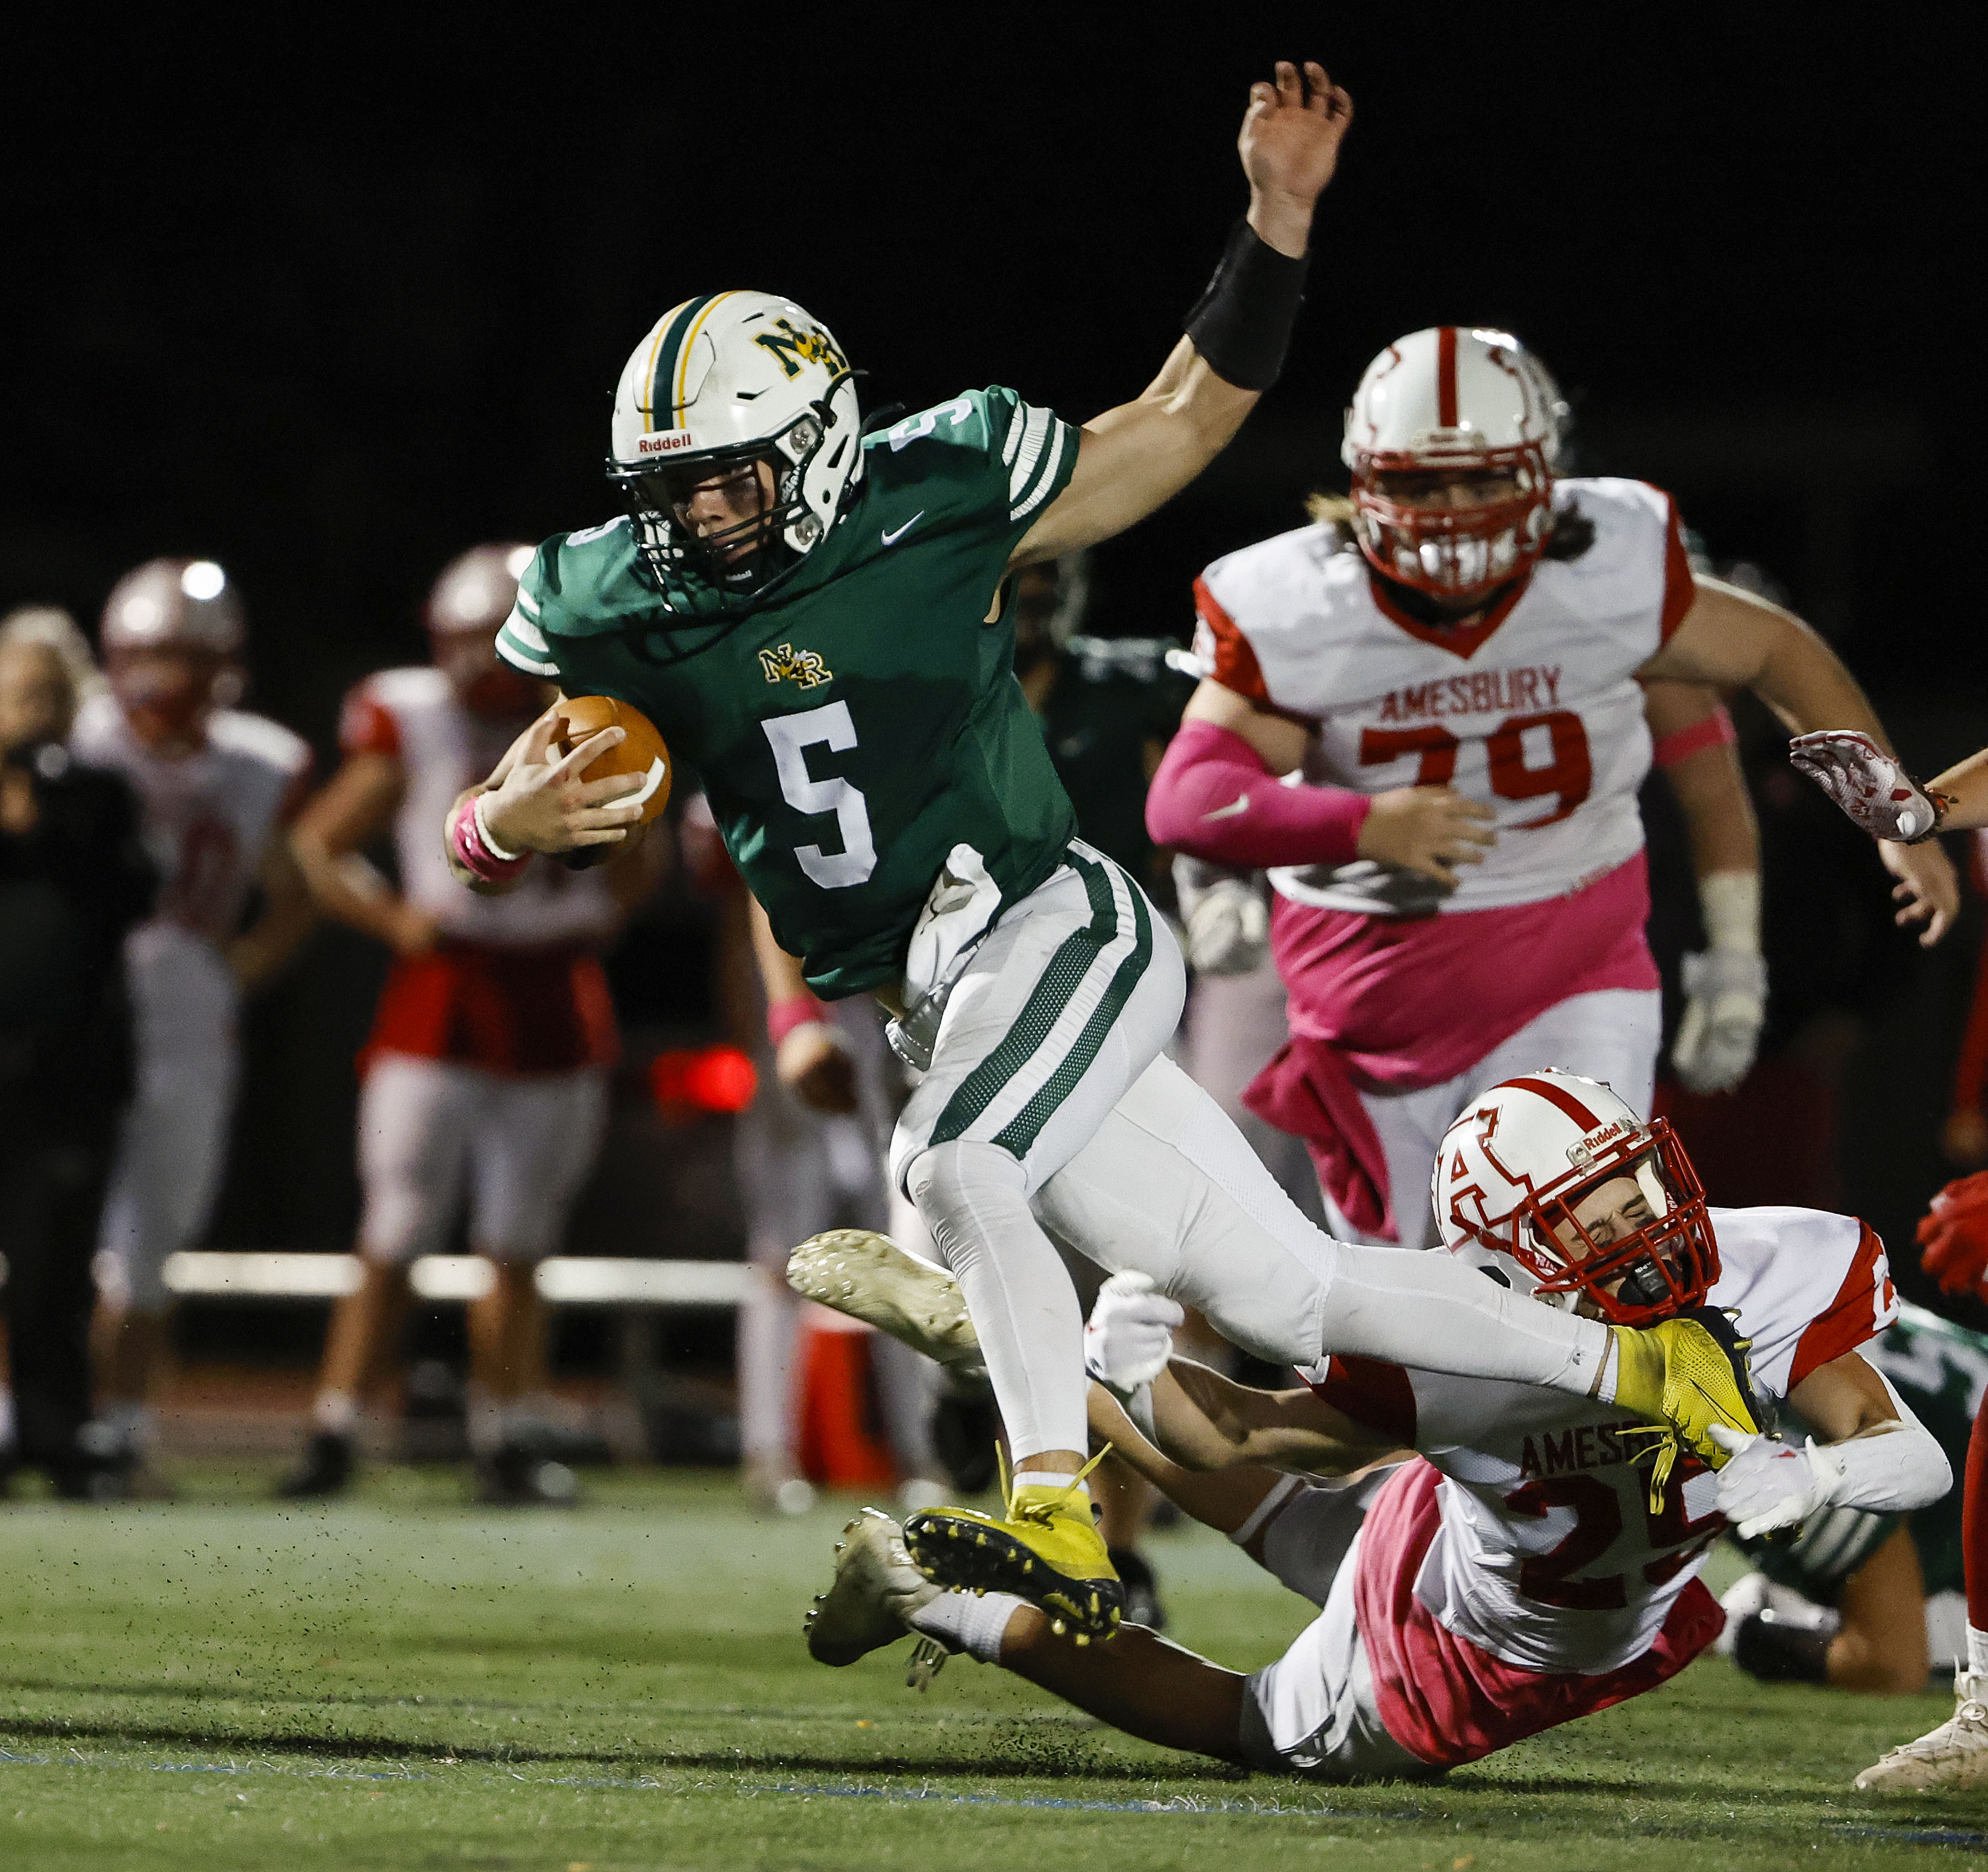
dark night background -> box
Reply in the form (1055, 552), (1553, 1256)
(4, 14), (1983, 1350)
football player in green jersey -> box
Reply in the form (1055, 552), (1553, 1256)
(448, 61), (1767, 1638)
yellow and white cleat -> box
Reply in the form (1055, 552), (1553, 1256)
(902, 1456), (1121, 1642)
(1854, 1672), (1988, 1793)
(804, 1507), (942, 1669)
(1610, 1305), (1771, 1484)
(787, 1230), (986, 1384)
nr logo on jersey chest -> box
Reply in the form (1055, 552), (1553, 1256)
(758, 643), (833, 689)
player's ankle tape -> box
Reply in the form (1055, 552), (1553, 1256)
(911, 1590), (1025, 1664)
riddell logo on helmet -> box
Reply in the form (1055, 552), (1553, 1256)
(635, 432), (697, 456)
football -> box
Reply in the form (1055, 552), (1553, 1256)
(553, 694), (673, 824)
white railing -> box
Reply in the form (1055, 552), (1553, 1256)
(157, 1251), (756, 1306)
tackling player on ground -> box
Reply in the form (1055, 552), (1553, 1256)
(805, 1072), (1948, 1782)
(447, 62), (1768, 1638)
(1146, 327), (1957, 1247)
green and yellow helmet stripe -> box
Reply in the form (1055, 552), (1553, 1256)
(643, 291), (740, 432)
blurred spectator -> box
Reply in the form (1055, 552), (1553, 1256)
(276, 547), (662, 1506)
(0, 627), (155, 1495)
(73, 561), (316, 1495)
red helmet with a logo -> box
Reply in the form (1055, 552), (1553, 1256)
(1433, 1068), (1719, 1326)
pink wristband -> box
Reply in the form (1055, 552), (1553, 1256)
(767, 993), (829, 1047)
(448, 795), (529, 884)
(1652, 705), (1736, 771)
(1146, 718), (1371, 868)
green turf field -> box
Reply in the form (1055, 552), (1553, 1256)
(0, 1466), (1980, 1870)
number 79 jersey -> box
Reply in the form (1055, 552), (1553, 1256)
(1192, 478), (1695, 916)
(498, 386), (1081, 999)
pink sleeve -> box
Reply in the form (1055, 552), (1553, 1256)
(1145, 718), (1371, 867)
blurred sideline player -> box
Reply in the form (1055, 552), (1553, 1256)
(805, 1070), (1946, 1780)
(1791, 724), (1988, 1786)
(1717, 1301), (1984, 1697)
(458, 66), (1775, 1639)
(277, 547), (659, 1504)
(0, 622), (156, 1495)
(1177, 676), (1769, 1224)
(1148, 327), (1955, 1249)
(679, 791), (943, 1516)
(74, 560), (316, 1489)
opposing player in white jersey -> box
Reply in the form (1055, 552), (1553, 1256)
(277, 546), (659, 1503)
(72, 559), (316, 1487)
(1147, 327), (1958, 1248)
(805, 1070), (1949, 1782)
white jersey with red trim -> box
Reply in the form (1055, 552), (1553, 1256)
(1299, 1203), (1898, 1676)
(71, 692), (310, 947)
(342, 668), (615, 947)
(1193, 477), (1693, 917)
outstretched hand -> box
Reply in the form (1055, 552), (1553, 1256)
(479, 709), (647, 855)
(1880, 836), (1959, 947)
(1240, 60), (1354, 256)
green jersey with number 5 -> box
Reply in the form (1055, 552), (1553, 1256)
(497, 387), (1083, 997)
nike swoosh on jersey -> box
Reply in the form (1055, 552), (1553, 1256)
(1200, 796), (1250, 821)
(881, 512), (925, 547)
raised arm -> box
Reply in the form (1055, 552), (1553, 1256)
(1641, 576), (1959, 944)
(1008, 61), (1352, 569)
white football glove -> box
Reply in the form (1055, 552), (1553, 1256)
(1708, 1425), (1842, 1538)
(1083, 1272), (1184, 1399)
(1788, 730), (1945, 843)
(1671, 948), (1767, 1093)
(1173, 856), (1270, 976)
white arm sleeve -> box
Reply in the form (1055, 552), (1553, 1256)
(1817, 1369), (1952, 1516)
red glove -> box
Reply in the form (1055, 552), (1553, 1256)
(1916, 1170), (1988, 1299)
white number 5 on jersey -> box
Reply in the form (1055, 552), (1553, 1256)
(763, 702), (878, 889)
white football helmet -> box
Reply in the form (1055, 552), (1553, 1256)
(1341, 327), (1569, 603)
(100, 558), (245, 656)
(1433, 1069), (1719, 1326)
(426, 543), (534, 637)
(605, 290), (863, 615)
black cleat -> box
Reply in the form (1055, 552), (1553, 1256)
(476, 1441), (579, 1506)
(277, 1431), (355, 1500)
(1108, 1546), (1167, 1631)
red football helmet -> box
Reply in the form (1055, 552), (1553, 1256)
(1435, 1069), (1719, 1327)
(1341, 327), (1568, 604)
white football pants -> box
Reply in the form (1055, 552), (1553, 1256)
(1321, 988), (1663, 1249)
(896, 851), (1609, 1465)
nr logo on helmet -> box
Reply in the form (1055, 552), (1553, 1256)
(753, 318), (849, 380)
(759, 643), (832, 689)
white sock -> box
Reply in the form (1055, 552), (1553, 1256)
(1968, 1624), (1988, 1679)
(910, 1590), (1027, 1664)
(313, 1390), (358, 1436)
(909, 1140), (1088, 1460)
(1010, 1470), (1091, 1507)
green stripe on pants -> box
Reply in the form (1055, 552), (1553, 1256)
(928, 853), (1119, 1149)
(992, 878), (1152, 1160)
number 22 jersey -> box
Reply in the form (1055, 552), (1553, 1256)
(496, 387), (1082, 999)
(1193, 477), (1694, 917)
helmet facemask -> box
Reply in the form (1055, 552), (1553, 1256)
(608, 400), (848, 618)
(1351, 444), (1555, 604)
(1489, 1121), (1720, 1327)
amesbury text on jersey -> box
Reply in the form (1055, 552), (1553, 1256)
(1374, 665), (1563, 724)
